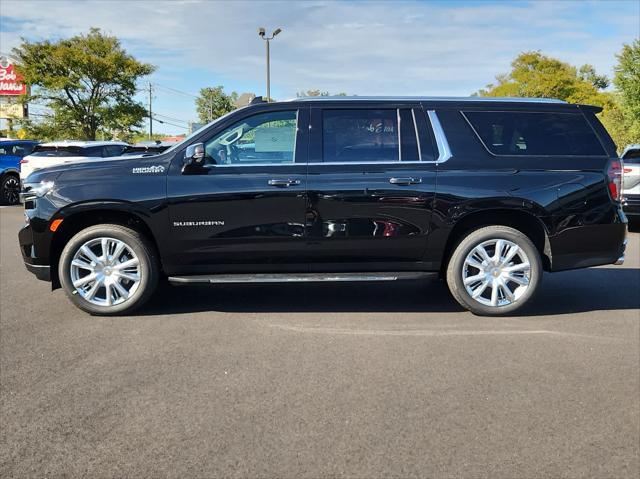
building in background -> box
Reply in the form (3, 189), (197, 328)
(0, 56), (28, 137)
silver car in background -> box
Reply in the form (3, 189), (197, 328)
(622, 144), (640, 224)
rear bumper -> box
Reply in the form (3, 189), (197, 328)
(548, 208), (627, 271)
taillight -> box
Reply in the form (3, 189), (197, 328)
(19, 159), (28, 164)
(623, 168), (632, 174)
(607, 159), (622, 201)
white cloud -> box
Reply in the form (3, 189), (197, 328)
(1, 0), (637, 131)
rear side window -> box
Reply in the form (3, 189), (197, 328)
(30, 147), (79, 157)
(102, 145), (126, 157)
(463, 111), (606, 157)
(623, 148), (640, 164)
(322, 109), (399, 163)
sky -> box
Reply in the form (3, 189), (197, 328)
(1, 0), (639, 135)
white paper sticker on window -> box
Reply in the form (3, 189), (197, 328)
(254, 127), (295, 152)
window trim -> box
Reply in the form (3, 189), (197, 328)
(461, 110), (608, 158)
(202, 109), (301, 168)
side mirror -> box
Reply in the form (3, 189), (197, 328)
(183, 143), (205, 167)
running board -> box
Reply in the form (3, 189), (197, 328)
(168, 272), (435, 285)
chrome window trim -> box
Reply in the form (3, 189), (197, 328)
(427, 110), (452, 163)
(411, 109), (423, 162)
(397, 108), (402, 162)
(309, 160), (424, 166)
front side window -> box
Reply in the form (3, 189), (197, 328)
(204, 110), (297, 166)
(322, 109), (399, 163)
(463, 111), (606, 156)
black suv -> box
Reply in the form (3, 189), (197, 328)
(19, 97), (627, 316)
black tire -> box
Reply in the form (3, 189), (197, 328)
(446, 225), (542, 316)
(1, 174), (21, 205)
(58, 224), (160, 316)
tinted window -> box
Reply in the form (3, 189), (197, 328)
(623, 148), (640, 164)
(204, 110), (297, 165)
(103, 145), (126, 157)
(83, 146), (104, 157)
(464, 111), (606, 156)
(30, 147), (79, 157)
(13, 144), (36, 156)
(322, 109), (399, 163)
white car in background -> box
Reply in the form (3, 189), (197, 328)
(622, 144), (640, 223)
(20, 141), (129, 180)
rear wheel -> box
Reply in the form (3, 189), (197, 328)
(1, 174), (20, 205)
(58, 224), (159, 315)
(446, 225), (542, 316)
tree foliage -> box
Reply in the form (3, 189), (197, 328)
(297, 90), (347, 97)
(13, 28), (155, 140)
(196, 86), (238, 123)
(611, 40), (640, 146)
(477, 50), (640, 151)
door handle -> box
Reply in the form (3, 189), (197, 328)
(389, 177), (422, 185)
(268, 179), (301, 187)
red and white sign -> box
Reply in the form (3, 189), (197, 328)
(0, 57), (27, 96)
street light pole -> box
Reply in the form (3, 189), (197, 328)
(258, 27), (282, 102)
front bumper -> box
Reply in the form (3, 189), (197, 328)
(19, 222), (53, 282)
(25, 262), (51, 281)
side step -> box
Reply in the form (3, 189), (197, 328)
(168, 272), (435, 285)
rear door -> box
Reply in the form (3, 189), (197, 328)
(305, 104), (440, 271)
(165, 106), (309, 274)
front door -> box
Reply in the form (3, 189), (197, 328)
(166, 107), (309, 275)
(305, 105), (439, 271)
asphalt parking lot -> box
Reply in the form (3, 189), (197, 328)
(1, 205), (638, 478)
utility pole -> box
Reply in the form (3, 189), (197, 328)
(258, 27), (282, 102)
(148, 82), (153, 140)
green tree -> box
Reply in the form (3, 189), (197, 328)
(611, 40), (640, 147)
(475, 50), (640, 151)
(13, 28), (155, 140)
(196, 86), (238, 123)
(476, 51), (609, 105)
(296, 90), (347, 97)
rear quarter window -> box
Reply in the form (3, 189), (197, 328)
(463, 111), (606, 157)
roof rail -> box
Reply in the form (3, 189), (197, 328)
(285, 96), (567, 104)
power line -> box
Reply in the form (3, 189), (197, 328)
(153, 112), (190, 124)
(153, 83), (199, 99)
(151, 116), (189, 130)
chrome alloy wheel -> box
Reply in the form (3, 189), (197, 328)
(70, 237), (141, 307)
(2, 176), (20, 204)
(462, 238), (531, 308)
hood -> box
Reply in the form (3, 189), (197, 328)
(24, 152), (174, 183)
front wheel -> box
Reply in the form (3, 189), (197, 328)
(58, 224), (160, 316)
(446, 225), (542, 316)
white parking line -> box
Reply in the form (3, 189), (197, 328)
(271, 325), (628, 341)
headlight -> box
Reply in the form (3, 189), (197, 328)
(20, 181), (55, 202)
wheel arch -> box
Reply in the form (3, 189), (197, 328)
(440, 208), (552, 275)
(49, 207), (162, 289)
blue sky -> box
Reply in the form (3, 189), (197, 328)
(1, 0), (639, 135)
